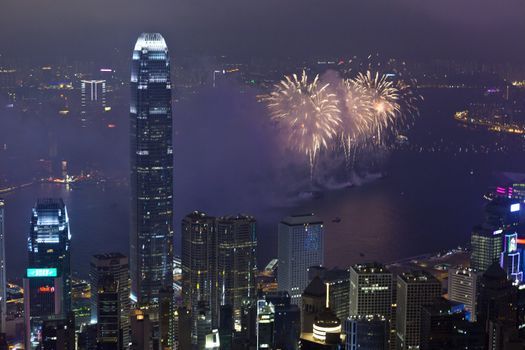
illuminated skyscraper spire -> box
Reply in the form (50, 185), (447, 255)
(130, 33), (174, 305)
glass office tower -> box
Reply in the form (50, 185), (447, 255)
(28, 198), (71, 313)
(130, 33), (174, 305)
(25, 198), (71, 349)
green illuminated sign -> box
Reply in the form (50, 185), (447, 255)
(27, 268), (57, 278)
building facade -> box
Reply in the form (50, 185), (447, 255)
(471, 225), (503, 272)
(349, 263), (394, 349)
(278, 214), (324, 305)
(216, 215), (257, 330)
(396, 271), (441, 350)
(448, 266), (480, 322)
(28, 199), (71, 313)
(181, 211), (217, 347)
(90, 253), (130, 348)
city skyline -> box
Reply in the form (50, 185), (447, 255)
(1, 1), (525, 349)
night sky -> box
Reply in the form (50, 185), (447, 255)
(1, 0), (524, 61)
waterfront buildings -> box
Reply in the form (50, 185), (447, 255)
(278, 214), (324, 305)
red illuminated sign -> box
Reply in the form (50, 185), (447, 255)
(38, 286), (55, 293)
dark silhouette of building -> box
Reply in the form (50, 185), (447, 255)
(420, 298), (484, 350)
(265, 291), (300, 350)
(96, 276), (121, 350)
(130, 310), (152, 350)
(477, 263), (521, 349)
(301, 276), (327, 334)
(345, 315), (388, 350)
(90, 253), (130, 348)
(41, 313), (75, 350)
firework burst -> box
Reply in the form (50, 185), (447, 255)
(352, 70), (403, 145)
(339, 78), (374, 166)
(266, 70), (341, 177)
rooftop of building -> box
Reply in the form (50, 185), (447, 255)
(346, 314), (387, 322)
(217, 214), (255, 222)
(399, 270), (440, 284)
(92, 252), (127, 261)
(134, 33), (168, 51)
(303, 276), (326, 297)
(35, 198), (65, 210)
(450, 265), (480, 276)
(351, 262), (389, 275)
(280, 213), (323, 226)
(421, 297), (465, 316)
(183, 210), (215, 222)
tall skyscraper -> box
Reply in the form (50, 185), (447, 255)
(216, 215), (257, 330)
(395, 270), (441, 350)
(24, 268), (64, 350)
(28, 199), (72, 311)
(448, 266), (480, 322)
(25, 198), (72, 349)
(80, 79), (107, 126)
(90, 253), (130, 348)
(278, 214), (324, 305)
(0, 200), (6, 334)
(471, 225), (503, 272)
(256, 300), (275, 349)
(349, 263), (393, 317)
(96, 276), (121, 350)
(130, 310), (152, 350)
(349, 263), (394, 349)
(181, 211), (217, 346)
(130, 32), (174, 306)
(264, 291), (300, 350)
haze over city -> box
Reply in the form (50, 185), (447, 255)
(1, 1), (525, 350)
